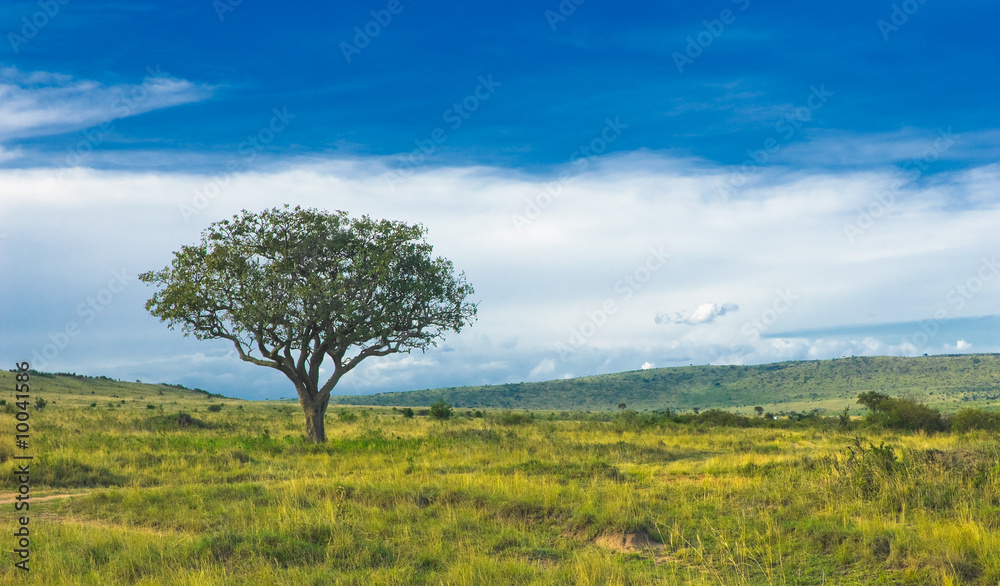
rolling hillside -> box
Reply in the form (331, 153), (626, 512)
(0, 370), (239, 410)
(7, 353), (999, 416)
(332, 354), (1000, 414)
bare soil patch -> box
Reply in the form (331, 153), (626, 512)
(0, 492), (86, 505)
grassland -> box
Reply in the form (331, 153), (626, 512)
(333, 354), (1000, 415)
(2, 368), (1000, 584)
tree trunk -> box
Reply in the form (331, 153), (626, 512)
(303, 400), (328, 443)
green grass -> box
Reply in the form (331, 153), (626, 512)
(2, 367), (1000, 584)
(332, 353), (1000, 414)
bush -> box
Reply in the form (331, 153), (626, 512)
(146, 404), (157, 410)
(401, 407), (415, 418)
(838, 436), (901, 498)
(489, 410), (533, 426)
(950, 408), (1000, 432)
(696, 409), (750, 427)
(856, 391), (945, 433)
(338, 409), (358, 423)
(207, 404), (223, 412)
(429, 399), (453, 420)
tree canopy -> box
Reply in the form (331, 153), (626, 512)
(140, 206), (477, 441)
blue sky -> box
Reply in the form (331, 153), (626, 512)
(1, 0), (998, 399)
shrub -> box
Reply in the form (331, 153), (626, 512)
(838, 436), (901, 498)
(207, 403), (223, 412)
(338, 409), (358, 423)
(401, 407), (415, 418)
(950, 408), (1000, 432)
(429, 399), (453, 420)
(35, 397), (47, 411)
(147, 404), (157, 410)
(489, 410), (533, 426)
(696, 409), (750, 427)
(856, 391), (945, 433)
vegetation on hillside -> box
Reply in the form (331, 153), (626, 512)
(333, 354), (1000, 414)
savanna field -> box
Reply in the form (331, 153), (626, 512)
(3, 371), (1000, 585)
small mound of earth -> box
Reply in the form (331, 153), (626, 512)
(595, 532), (663, 553)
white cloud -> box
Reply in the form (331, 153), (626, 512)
(529, 358), (556, 379)
(641, 361), (654, 370)
(656, 302), (739, 326)
(0, 67), (213, 143)
(953, 339), (972, 351)
(2, 151), (999, 397)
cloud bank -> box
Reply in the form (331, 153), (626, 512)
(1, 151), (998, 398)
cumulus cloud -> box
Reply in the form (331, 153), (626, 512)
(641, 361), (655, 370)
(952, 339), (972, 351)
(655, 302), (739, 326)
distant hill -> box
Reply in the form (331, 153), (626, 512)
(0, 370), (237, 410)
(7, 354), (999, 416)
(332, 354), (1000, 414)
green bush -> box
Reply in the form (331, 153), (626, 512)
(857, 391), (945, 433)
(338, 409), (358, 423)
(401, 407), (415, 418)
(207, 404), (223, 412)
(950, 408), (1000, 432)
(429, 399), (453, 420)
(489, 410), (533, 426)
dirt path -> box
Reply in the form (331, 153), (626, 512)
(0, 492), (87, 505)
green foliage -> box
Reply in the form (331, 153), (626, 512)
(35, 396), (48, 410)
(429, 399), (453, 420)
(857, 391), (945, 432)
(139, 205), (477, 442)
(337, 409), (358, 423)
(950, 407), (1000, 432)
(838, 437), (900, 498)
(333, 353), (1000, 413)
(401, 407), (415, 418)
(207, 404), (224, 412)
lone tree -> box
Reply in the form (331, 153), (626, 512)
(139, 206), (476, 442)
